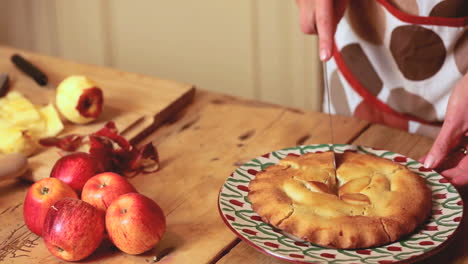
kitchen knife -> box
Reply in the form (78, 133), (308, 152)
(323, 61), (337, 174)
(11, 54), (48, 86)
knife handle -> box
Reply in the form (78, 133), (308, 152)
(11, 54), (48, 86)
(0, 73), (9, 97)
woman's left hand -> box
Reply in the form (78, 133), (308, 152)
(421, 73), (468, 187)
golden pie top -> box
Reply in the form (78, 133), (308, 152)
(248, 151), (432, 249)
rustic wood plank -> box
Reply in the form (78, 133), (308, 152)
(218, 124), (467, 264)
(352, 124), (433, 160)
(0, 89), (370, 263)
(217, 242), (291, 264)
(139, 92), (370, 264)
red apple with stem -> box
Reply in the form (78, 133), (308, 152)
(106, 193), (166, 254)
(23, 178), (77, 236)
(50, 152), (103, 194)
(43, 198), (105, 261)
(81, 172), (137, 212)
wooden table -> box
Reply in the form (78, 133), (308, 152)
(0, 48), (466, 264)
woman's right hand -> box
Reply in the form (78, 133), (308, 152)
(295, 0), (336, 61)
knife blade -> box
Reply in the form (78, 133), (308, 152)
(322, 61), (337, 174)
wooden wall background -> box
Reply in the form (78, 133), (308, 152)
(0, 0), (321, 110)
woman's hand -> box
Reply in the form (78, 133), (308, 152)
(421, 73), (468, 187)
(295, 0), (335, 61)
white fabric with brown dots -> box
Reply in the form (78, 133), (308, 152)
(324, 0), (468, 138)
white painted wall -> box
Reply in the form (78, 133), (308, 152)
(0, 0), (321, 110)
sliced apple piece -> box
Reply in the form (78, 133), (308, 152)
(0, 91), (65, 156)
(0, 91), (45, 136)
(38, 104), (64, 137)
(0, 91), (41, 122)
(0, 126), (38, 156)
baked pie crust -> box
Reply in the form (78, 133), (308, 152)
(248, 151), (432, 249)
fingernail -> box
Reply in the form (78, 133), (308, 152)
(320, 49), (329, 61)
(424, 155), (435, 168)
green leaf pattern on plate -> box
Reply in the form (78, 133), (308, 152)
(218, 145), (463, 263)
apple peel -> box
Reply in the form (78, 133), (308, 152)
(39, 134), (85, 152)
(39, 121), (159, 177)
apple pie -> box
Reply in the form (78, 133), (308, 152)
(248, 151), (432, 249)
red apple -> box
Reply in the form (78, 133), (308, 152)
(50, 152), (103, 194)
(106, 193), (166, 254)
(81, 172), (137, 212)
(43, 198), (105, 261)
(23, 178), (77, 236)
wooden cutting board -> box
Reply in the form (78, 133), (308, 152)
(0, 46), (195, 182)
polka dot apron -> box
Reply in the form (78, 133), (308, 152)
(325, 0), (468, 138)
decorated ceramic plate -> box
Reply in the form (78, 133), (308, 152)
(218, 144), (464, 264)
